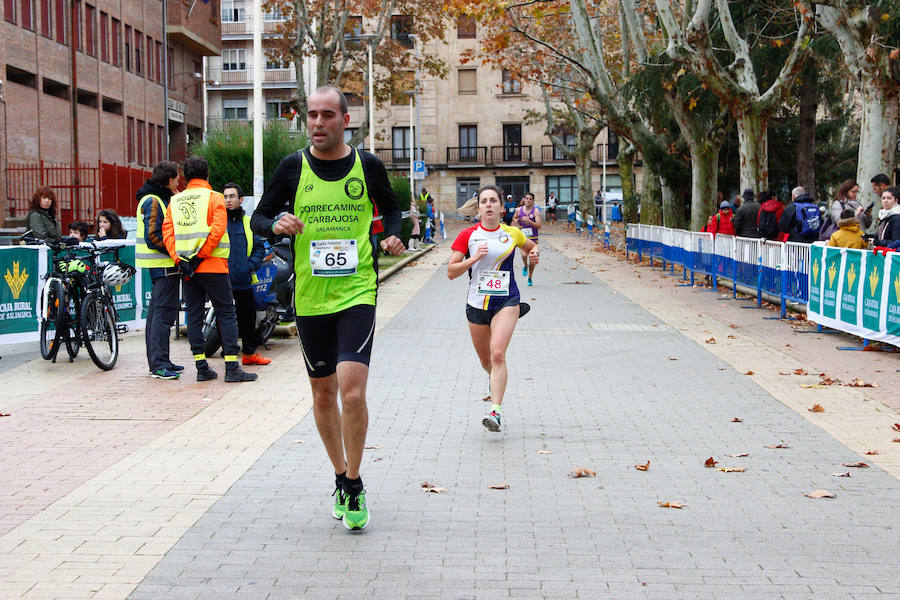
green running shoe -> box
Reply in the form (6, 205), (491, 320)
(343, 489), (369, 530)
(332, 485), (347, 519)
(482, 409), (501, 432)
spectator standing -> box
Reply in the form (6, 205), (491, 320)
(874, 186), (900, 250)
(870, 173), (890, 204)
(547, 192), (557, 223)
(756, 190), (785, 241)
(67, 221), (89, 242)
(408, 197), (420, 251)
(136, 161), (183, 380)
(731, 194), (742, 210)
(733, 188), (760, 238)
(779, 192), (821, 243)
(424, 196), (436, 243)
(830, 179), (871, 232)
(95, 209), (127, 240)
(223, 182), (271, 366)
(827, 209), (867, 249)
(703, 201), (735, 236)
(25, 187), (60, 242)
(594, 189), (604, 221)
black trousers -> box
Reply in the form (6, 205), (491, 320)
(233, 287), (258, 355)
(183, 273), (240, 361)
(144, 273), (180, 371)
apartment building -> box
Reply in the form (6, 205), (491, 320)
(0, 0), (219, 225)
(204, 11), (632, 214)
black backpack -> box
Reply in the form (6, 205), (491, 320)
(758, 207), (779, 240)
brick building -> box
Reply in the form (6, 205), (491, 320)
(0, 0), (220, 228)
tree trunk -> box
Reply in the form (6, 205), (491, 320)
(575, 151), (593, 215)
(735, 107), (769, 194)
(857, 87), (899, 217)
(796, 58), (817, 195)
(661, 177), (684, 229)
(640, 166), (662, 225)
(689, 142), (719, 230)
(619, 146), (638, 224)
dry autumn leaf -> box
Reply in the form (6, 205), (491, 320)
(420, 482), (446, 493)
(292, 439), (306, 444)
(705, 337), (716, 344)
(893, 423), (900, 432)
(801, 384), (826, 389)
(728, 335), (738, 340)
(778, 371), (790, 375)
(841, 461), (869, 468)
(731, 417), (743, 422)
(729, 323), (740, 329)
(744, 371), (754, 376)
(793, 368), (808, 375)
(864, 449), (881, 455)
(832, 472), (852, 477)
(364, 445), (382, 450)
(569, 467), (597, 478)
(808, 404), (825, 413)
(765, 442), (790, 449)
(805, 489), (836, 499)
(845, 378), (878, 388)
(658, 501), (685, 508)
(667, 357), (679, 361)
(704, 457), (718, 468)
(488, 483), (510, 490)
(819, 374), (839, 385)
(0, 412), (11, 417)
(726, 453), (749, 458)
(716, 467), (746, 473)
(635, 461), (650, 471)
(894, 438), (900, 443)
(537, 450), (554, 455)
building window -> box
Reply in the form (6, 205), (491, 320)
(503, 124), (522, 161)
(345, 15), (362, 37)
(4, 0), (15, 24)
(54, 0), (65, 43)
(606, 129), (619, 160)
(265, 57), (286, 70)
(266, 100), (292, 119)
(72, 0), (81, 51)
(155, 41), (162, 83)
(546, 175), (577, 205)
(552, 130), (575, 160)
(85, 4), (95, 56)
(456, 178), (480, 208)
(221, 0), (243, 22)
(456, 16), (476, 39)
(390, 71), (414, 105)
(167, 46), (174, 88)
(134, 30), (142, 76)
(391, 15), (412, 48)
(22, 0), (34, 30)
(343, 127), (364, 149)
(222, 48), (246, 71)
(111, 18), (121, 66)
(40, 0), (50, 37)
(145, 36), (153, 79)
(223, 98), (248, 120)
(126, 117), (134, 163)
(157, 125), (166, 162)
(99, 11), (108, 61)
(459, 125), (477, 160)
(136, 120), (145, 165)
(392, 127), (410, 160)
(124, 25), (131, 71)
(458, 69), (476, 95)
(147, 122), (155, 165)
(264, 7), (283, 20)
(501, 70), (521, 94)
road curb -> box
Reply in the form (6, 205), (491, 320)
(377, 242), (438, 283)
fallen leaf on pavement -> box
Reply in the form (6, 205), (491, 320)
(731, 417), (743, 422)
(729, 323), (740, 329)
(0, 412), (10, 417)
(833, 472), (853, 477)
(667, 357), (679, 361)
(537, 450), (554, 455)
(805, 489), (836, 499)
(658, 501), (685, 508)
(488, 483), (510, 489)
(841, 461), (869, 468)
(844, 378), (878, 388)
(793, 368), (808, 375)
(808, 404), (825, 413)
(292, 439), (306, 444)
(728, 335), (738, 340)
(704, 457), (718, 468)
(765, 442), (790, 449)
(705, 337), (716, 344)
(373, 456), (385, 462)
(569, 467), (596, 478)
(801, 384), (826, 389)
(893, 423), (900, 432)
(894, 438), (900, 443)
(744, 371), (754, 375)
(778, 371), (790, 375)
(364, 445), (382, 450)
(726, 453), (749, 458)
(635, 461), (650, 471)
(421, 482), (446, 493)
(819, 374), (839, 385)
(481, 395), (492, 402)
(716, 467), (746, 473)
(864, 449), (880, 455)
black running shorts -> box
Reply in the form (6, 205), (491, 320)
(296, 304), (376, 377)
(465, 297), (520, 325)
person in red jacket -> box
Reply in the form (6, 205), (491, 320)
(704, 201), (735, 236)
(756, 190), (786, 241)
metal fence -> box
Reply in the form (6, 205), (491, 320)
(627, 225), (812, 318)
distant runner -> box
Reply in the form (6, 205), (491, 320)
(512, 191), (541, 286)
(448, 185), (539, 432)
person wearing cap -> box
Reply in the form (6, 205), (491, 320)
(503, 194), (517, 225)
(703, 201), (735, 237)
(733, 188), (761, 238)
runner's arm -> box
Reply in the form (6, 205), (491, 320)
(251, 153), (299, 237)
(447, 249), (485, 279)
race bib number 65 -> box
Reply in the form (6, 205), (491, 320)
(310, 239), (359, 277)
(477, 270), (510, 296)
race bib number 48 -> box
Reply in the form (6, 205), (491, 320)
(310, 239), (359, 276)
(477, 270), (510, 296)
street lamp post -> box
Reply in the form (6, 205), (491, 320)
(346, 34), (381, 153)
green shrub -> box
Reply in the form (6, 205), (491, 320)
(383, 175), (414, 247)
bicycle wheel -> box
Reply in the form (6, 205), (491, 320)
(65, 296), (82, 360)
(39, 280), (63, 360)
(81, 293), (118, 370)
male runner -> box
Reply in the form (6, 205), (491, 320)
(512, 192), (541, 286)
(251, 86), (405, 531)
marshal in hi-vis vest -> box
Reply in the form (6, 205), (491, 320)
(292, 148), (376, 316)
(135, 194), (175, 268)
(170, 187), (230, 260)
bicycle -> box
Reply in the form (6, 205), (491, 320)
(33, 235), (134, 370)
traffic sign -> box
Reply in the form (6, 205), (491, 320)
(413, 160), (426, 173)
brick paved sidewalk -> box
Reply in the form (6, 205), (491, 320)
(124, 236), (900, 600)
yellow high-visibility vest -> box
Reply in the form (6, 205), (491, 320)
(170, 187), (230, 260)
(242, 215), (254, 257)
(135, 194), (175, 268)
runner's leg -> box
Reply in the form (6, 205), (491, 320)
(468, 321), (492, 375)
(335, 361), (369, 480)
(310, 374), (346, 475)
(486, 305), (519, 406)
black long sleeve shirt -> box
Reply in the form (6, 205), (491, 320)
(250, 148), (401, 239)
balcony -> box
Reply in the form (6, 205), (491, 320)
(490, 145), (531, 164)
(541, 144), (575, 164)
(446, 146), (488, 166)
(206, 116), (303, 136)
(595, 142), (619, 163)
(374, 148), (425, 169)
(205, 66), (296, 89)
(221, 17), (286, 38)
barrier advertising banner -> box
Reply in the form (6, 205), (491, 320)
(807, 244), (900, 348)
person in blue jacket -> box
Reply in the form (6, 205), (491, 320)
(223, 182), (271, 365)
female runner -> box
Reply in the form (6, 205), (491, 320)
(448, 185), (539, 432)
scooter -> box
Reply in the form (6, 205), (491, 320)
(202, 238), (294, 356)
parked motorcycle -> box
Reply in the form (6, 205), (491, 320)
(202, 239), (294, 356)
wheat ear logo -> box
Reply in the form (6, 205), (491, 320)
(811, 260), (820, 284)
(868, 268), (880, 296)
(846, 263), (857, 291)
(894, 273), (900, 302)
(4, 261), (29, 300)
(827, 262), (837, 287)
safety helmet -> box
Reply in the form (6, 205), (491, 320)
(101, 262), (135, 287)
